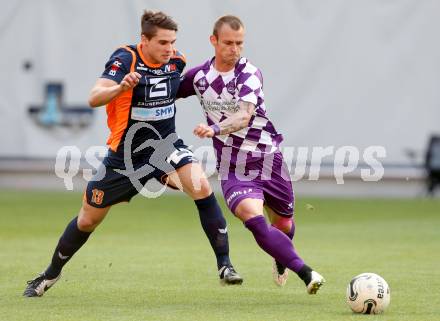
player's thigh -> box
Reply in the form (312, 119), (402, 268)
(84, 164), (140, 208)
(221, 174), (265, 221)
(81, 164), (141, 231)
(159, 141), (210, 199)
(167, 163), (212, 200)
(262, 152), (295, 216)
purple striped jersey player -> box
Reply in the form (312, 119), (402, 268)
(178, 15), (325, 293)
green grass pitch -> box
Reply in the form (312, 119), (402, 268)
(0, 190), (439, 321)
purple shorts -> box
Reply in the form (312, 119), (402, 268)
(220, 151), (294, 217)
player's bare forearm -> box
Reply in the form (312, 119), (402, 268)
(88, 72), (141, 107)
(217, 101), (255, 135)
(193, 101), (255, 138)
(88, 84), (123, 107)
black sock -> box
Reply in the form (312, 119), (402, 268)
(45, 217), (91, 278)
(194, 193), (231, 270)
(297, 264), (313, 285)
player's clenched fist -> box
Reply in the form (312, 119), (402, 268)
(193, 123), (215, 138)
(120, 72), (141, 91)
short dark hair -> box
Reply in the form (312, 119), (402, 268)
(213, 15), (244, 38)
(141, 10), (178, 39)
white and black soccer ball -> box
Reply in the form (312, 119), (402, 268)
(346, 273), (390, 314)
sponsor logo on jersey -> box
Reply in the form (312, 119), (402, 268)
(109, 59), (122, 76)
(196, 78), (207, 91)
(226, 188), (253, 204)
(201, 100), (239, 113)
(164, 64), (176, 72)
(137, 64), (176, 75)
(226, 80), (236, 95)
(131, 104), (175, 121)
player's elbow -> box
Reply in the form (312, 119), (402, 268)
(88, 93), (101, 108)
(88, 97), (97, 108)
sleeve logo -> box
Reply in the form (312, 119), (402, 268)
(109, 59), (122, 76)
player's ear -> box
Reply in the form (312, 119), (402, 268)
(209, 34), (218, 46)
(141, 34), (149, 45)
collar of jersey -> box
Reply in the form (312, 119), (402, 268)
(137, 43), (164, 68)
(210, 56), (243, 75)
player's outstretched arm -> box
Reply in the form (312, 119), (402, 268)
(88, 72), (141, 107)
(193, 101), (255, 138)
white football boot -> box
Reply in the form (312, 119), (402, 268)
(23, 273), (61, 297)
(306, 271), (325, 294)
(272, 260), (289, 287)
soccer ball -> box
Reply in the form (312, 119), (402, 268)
(346, 273), (390, 314)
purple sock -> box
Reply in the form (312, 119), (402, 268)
(273, 220), (296, 272)
(272, 219), (295, 240)
(245, 215), (304, 273)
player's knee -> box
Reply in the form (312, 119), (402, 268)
(77, 215), (98, 232)
(189, 178), (212, 200)
(272, 216), (292, 234)
(199, 178), (212, 197)
(77, 211), (103, 231)
(77, 204), (107, 232)
(234, 199), (265, 222)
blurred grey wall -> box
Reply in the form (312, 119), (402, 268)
(1, 0), (439, 165)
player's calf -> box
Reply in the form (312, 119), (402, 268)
(194, 193), (232, 269)
(270, 216), (295, 286)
